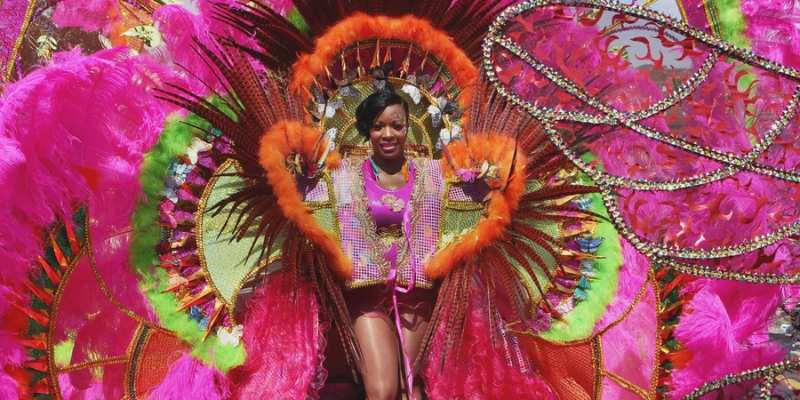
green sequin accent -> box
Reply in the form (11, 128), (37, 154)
(310, 206), (337, 234)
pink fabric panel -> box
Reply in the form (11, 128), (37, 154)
(601, 281), (657, 393)
(594, 239), (650, 333)
(53, 257), (139, 364)
(57, 362), (126, 399)
(601, 377), (645, 400)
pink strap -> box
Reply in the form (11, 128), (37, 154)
(386, 244), (417, 400)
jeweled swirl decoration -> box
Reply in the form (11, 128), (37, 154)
(484, 1), (800, 398)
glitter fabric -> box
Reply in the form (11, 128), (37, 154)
(0, 0), (29, 80)
(448, 184), (473, 201)
(405, 159), (444, 286)
(302, 177), (330, 202)
(330, 158), (443, 288)
(331, 159), (374, 282)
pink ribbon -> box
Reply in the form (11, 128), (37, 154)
(383, 200), (419, 400)
(385, 247), (416, 400)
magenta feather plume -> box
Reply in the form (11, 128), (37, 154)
(0, 47), (173, 284)
(742, 0), (800, 68)
(153, 0), (270, 96)
(153, 4), (223, 95)
(670, 279), (786, 398)
(0, 48), (174, 389)
(0, 136), (24, 184)
(0, 373), (18, 400)
(424, 282), (557, 399)
(147, 354), (231, 400)
(52, 0), (119, 33)
(233, 272), (325, 399)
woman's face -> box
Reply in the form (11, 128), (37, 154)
(369, 104), (407, 161)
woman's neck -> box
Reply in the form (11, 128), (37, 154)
(370, 155), (406, 175)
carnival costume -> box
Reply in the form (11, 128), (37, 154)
(1, 0), (800, 399)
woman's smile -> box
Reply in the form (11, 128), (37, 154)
(379, 142), (398, 153)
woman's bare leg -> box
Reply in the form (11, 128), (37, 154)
(400, 311), (430, 400)
(354, 314), (399, 400)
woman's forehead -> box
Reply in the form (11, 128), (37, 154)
(376, 104), (406, 120)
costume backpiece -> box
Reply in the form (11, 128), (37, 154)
(0, 0), (799, 399)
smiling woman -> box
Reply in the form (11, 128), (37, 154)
(349, 88), (433, 399)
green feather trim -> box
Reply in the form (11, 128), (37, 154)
(131, 112), (245, 371)
(538, 153), (622, 342)
(538, 191), (622, 342)
(707, 0), (758, 93)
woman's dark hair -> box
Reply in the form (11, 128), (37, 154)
(355, 90), (409, 137)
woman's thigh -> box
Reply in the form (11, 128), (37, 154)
(399, 308), (430, 375)
(353, 314), (399, 395)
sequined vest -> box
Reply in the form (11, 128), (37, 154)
(302, 157), (445, 289)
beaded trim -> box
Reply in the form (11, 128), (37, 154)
(482, 0), (800, 260)
(482, 0), (800, 190)
(486, 1), (800, 80)
(654, 258), (800, 284)
(125, 324), (151, 400)
(3, 0), (35, 81)
(683, 359), (800, 400)
(490, 47), (721, 127)
(598, 185), (800, 259)
(489, 37), (800, 190)
(485, 33), (800, 191)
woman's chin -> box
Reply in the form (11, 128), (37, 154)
(376, 149), (403, 160)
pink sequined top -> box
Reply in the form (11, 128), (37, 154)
(362, 159), (415, 228)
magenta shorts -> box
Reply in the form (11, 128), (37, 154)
(344, 285), (437, 330)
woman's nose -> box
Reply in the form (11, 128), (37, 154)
(379, 126), (394, 137)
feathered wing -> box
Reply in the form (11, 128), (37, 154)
(156, 37), (366, 395)
(1, 1), (550, 398)
(156, 11), (609, 396)
(419, 80), (611, 367)
(483, 1), (800, 398)
(0, 48), (199, 399)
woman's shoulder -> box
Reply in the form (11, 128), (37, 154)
(328, 156), (364, 174)
(409, 157), (443, 172)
